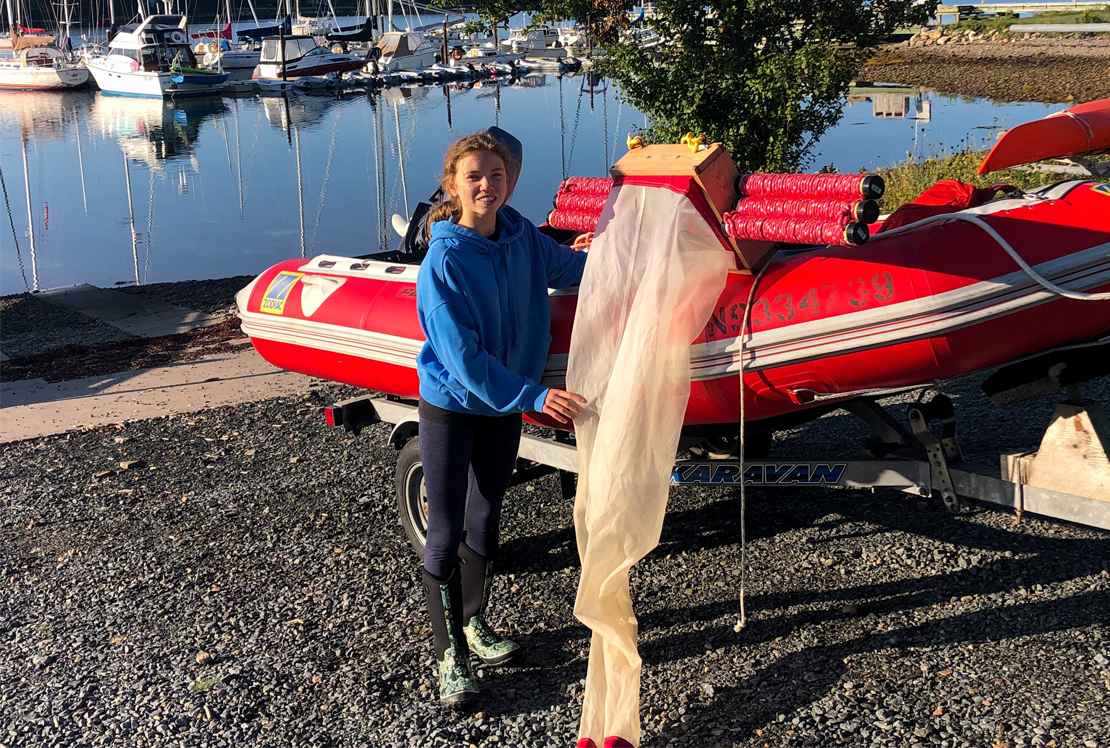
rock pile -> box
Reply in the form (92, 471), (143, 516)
(901, 27), (1015, 47)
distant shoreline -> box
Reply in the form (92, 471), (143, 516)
(865, 37), (1110, 104)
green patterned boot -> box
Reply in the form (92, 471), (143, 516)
(459, 543), (521, 666)
(421, 566), (479, 710)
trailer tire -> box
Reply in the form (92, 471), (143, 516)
(689, 432), (772, 460)
(395, 438), (428, 559)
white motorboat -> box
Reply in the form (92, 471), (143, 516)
(374, 32), (436, 72)
(84, 14), (229, 97)
(0, 0), (89, 91)
(254, 35), (366, 80)
(500, 25), (562, 52)
(449, 45), (521, 68)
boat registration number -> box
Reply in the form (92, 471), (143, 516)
(260, 272), (304, 315)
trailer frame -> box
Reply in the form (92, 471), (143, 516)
(324, 387), (1110, 558)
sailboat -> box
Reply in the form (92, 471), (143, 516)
(0, 0), (89, 90)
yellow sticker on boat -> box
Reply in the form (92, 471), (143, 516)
(1092, 183), (1110, 197)
(260, 272), (303, 315)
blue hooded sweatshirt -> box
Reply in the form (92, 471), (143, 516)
(416, 205), (588, 416)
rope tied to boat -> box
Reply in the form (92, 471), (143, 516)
(1061, 110), (1095, 154)
(733, 257), (774, 633)
(876, 211), (1110, 302)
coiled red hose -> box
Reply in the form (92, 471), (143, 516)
(554, 192), (609, 213)
(560, 176), (614, 196)
(736, 173), (884, 201)
(723, 213), (869, 246)
(731, 196), (879, 224)
(548, 209), (600, 232)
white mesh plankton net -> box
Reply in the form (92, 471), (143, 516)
(567, 172), (735, 746)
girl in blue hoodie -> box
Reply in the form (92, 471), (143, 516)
(416, 132), (589, 709)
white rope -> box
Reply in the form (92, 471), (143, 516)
(734, 258), (773, 633)
(1062, 110), (1095, 154)
(873, 210), (1110, 302)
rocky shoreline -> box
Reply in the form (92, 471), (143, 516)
(865, 38), (1110, 103)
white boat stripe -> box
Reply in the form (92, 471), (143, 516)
(241, 244), (1110, 383)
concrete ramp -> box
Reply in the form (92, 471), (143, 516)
(0, 348), (312, 443)
(38, 284), (223, 338)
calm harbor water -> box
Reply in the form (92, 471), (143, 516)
(0, 80), (1065, 296)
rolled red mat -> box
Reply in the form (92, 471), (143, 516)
(723, 213), (870, 246)
(735, 173), (885, 201)
(560, 176), (614, 196)
(548, 209), (600, 232)
(731, 196), (879, 224)
(554, 192), (609, 213)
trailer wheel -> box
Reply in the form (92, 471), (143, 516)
(395, 439), (428, 559)
(689, 432), (772, 460)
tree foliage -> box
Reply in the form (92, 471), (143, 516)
(550, 1), (937, 171)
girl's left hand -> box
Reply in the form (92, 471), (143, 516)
(571, 231), (593, 251)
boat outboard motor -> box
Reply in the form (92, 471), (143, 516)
(396, 126), (524, 262)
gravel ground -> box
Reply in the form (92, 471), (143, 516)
(3, 372), (1108, 748)
(865, 39), (1110, 103)
(0, 295), (134, 359)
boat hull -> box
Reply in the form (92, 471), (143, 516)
(86, 57), (226, 97)
(0, 65), (89, 90)
(237, 181), (1110, 428)
(255, 58), (366, 80)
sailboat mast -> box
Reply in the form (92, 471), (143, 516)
(5, 0), (16, 38)
(108, 0), (116, 29)
(245, 0), (258, 25)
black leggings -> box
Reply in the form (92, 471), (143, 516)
(419, 400), (522, 580)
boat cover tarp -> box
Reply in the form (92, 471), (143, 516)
(376, 32), (421, 58)
(326, 19), (377, 43)
(237, 16), (291, 42)
(567, 176), (733, 746)
(1, 34), (56, 51)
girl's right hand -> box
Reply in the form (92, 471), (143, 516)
(543, 389), (586, 424)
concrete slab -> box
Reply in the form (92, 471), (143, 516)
(38, 284), (222, 337)
(0, 348), (313, 443)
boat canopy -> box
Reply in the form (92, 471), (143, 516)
(260, 35), (323, 64)
(376, 32), (425, 58)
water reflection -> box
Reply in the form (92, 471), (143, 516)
(91, 95), (228, 172)
(847, 84), (932, 122)
(0, 81), (1067, 295)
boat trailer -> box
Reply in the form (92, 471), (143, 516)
(324, 374), (1110, 557)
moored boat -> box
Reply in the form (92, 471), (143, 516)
(84, 14), (227, 97)
(0, 0), (89, 91)
(254, 34), (367, 80)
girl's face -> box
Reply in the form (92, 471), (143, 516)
(449, 151), (508, 226)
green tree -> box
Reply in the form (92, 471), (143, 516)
(552, 1), (937, 171)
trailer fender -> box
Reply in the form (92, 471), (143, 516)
(389, 411), (420, 449)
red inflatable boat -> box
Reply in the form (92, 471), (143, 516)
(237, 174), (1110, 428)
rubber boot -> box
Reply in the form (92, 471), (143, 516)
(459, 543), (521, 666)
(421, 566), (479, 710)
